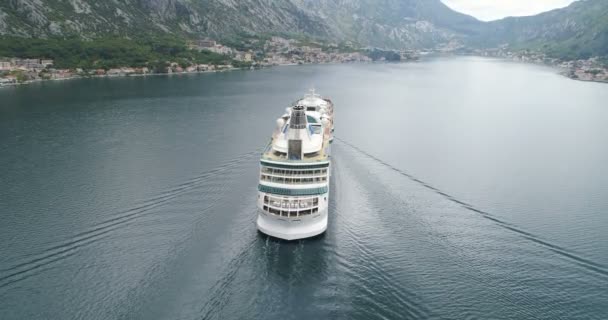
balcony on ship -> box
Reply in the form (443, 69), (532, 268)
(261, 195), (321, 218)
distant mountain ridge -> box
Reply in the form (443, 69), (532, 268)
(474, 0), (608, 59)
(0, 0), (480, 48)
(0, 0), (607, 58)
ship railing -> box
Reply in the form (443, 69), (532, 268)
(260, 171), (328, 178)
(260, 175), (328, 185)
(262, 205), (320, 218)
(264, 202), (319, 212)
(263, 196), (318, 210)
(261, 167), (328, 176)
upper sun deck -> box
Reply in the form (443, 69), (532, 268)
(261, 137), (330, 164)
(261, 91), (333, 165)
(297, 89), (331, 110)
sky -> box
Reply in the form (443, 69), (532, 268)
(440, 0), (579, 21)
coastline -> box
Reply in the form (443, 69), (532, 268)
(0, 67), (245, 88)
(3, 56), (606, 89)
(561, 73), (608, 84)
(0, 61), (378, 89)
(463, 52), (608, 85)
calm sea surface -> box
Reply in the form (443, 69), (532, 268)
(1, 57), (607, 319)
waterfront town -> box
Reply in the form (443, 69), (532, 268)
(473, 47), (608, 83)
(2, 36), (607, 87)
(0, 55), (238, 87)
(0, 36), (381, 87)
(187, 36), (377, 65)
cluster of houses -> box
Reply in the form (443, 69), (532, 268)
(0, 58), (67, 85)
(97, 63), (234, 76)
(165, 63), (234, 74)
(2, 37), (423, 87)
(474, 48), (608, 83)
(0, 55), (237, 86)
(187, 39), (235, 56)
(259, 36), (371, 65)
(0, 58), (54, 71)
(187, 37), (377, 66)
(562, 58), (608, 82)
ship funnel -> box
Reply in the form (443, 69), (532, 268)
(289, 105), (307, 129)
(288, 105), (307, 160)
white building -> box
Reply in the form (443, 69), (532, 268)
(0, 61), (11, 71)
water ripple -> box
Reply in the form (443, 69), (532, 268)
(0, 150), (261, 290)
(335, 137), (608, 279)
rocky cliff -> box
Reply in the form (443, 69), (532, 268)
(474, 0), (608, 59)
(0, 0), (480, 48)
(1, 0), (606, 57)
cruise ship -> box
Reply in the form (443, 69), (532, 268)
(256, 90), (334, 240)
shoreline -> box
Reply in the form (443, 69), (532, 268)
(0, 61), (378, 88)
(2, 56), (606, 89)
(0, 63), (356, 88)
(0, 67), (245, 88)
(561, 73), (608, 84)
(461, 54), (608, 84)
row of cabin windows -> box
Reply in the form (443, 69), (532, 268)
(263, 205), (319, 217)
(264, 195), (319, 209)
(258, 185), (327, 196)
(260, 175), (327, 184)
(261, 167), (328, 176)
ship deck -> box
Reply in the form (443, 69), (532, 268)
(261, 138), (330, 164)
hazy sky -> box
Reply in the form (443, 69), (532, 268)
(440, 0), (579, 21)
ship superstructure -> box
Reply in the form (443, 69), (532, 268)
(256, 90), (334, 240)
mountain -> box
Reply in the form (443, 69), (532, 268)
(294, 0), (483, 48)
(0, 0), (211, 37)
(0, 0), (481, 49)
(472, 0), (608, 59)
(0, 0), (606, 59)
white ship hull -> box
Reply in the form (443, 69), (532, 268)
(256, 186), (329, 241)
(256, 89), (333, 241)
(256, 208), (328, 240)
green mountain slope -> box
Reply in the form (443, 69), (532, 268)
(0, 0), (480, 48)
(0, 0), (606, 59)
(473, 0), (608, 59)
